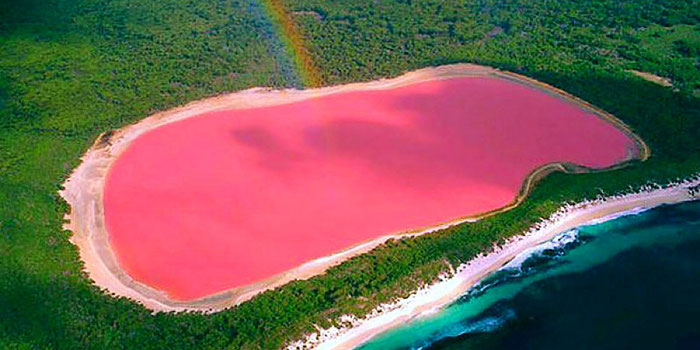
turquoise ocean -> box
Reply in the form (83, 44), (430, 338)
(360, 200), (700, 350)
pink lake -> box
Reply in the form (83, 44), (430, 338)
(104, 77), (637, 300)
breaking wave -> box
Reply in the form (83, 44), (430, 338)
(461, 229), (582, 302)
(403, 230), (584, 349)
(412, 306), (517, 350)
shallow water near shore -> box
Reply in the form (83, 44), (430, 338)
(359, 200), (700, 350)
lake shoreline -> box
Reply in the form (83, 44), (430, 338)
(59, 63), (647, 312)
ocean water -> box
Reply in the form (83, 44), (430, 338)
(359, 200), (700, 350)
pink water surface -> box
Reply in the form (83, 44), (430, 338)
(104, 77), (636, 300)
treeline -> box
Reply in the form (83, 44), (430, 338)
(292, 0), (699, 92)
(1, 0), (699, 349)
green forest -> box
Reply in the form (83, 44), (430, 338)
(1, 0), (698, 348)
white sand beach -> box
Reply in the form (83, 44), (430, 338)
(288, 176), (699, 350)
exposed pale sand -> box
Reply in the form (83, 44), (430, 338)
(60, 64), (649, 312)
(291, 178), (700, 350)
(627, 70), (673, 87)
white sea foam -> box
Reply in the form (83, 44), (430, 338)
(584, 206), (651, 226)
(501, 229), (579, 271)
(413, 307), (516, 349)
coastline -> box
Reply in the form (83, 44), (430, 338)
(58, 63), (649, 312)
(288, 176), (700, 350)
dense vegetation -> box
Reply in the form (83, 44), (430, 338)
(1, 0), (698, 349)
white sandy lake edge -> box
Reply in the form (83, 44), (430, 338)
(287, 176), (700, 350)
(59, 63), (650, 312)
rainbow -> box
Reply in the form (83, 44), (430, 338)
(257, 0), (323, 88)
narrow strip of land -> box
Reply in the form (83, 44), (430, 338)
(293, 178), (699, 350)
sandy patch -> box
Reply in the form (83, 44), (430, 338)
(627, 70), (673, 87)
